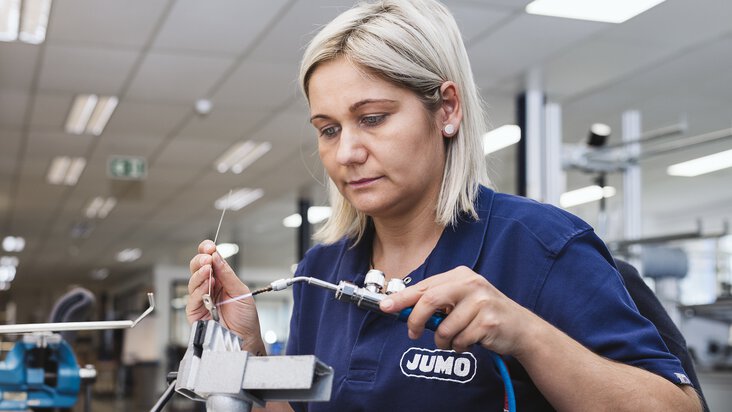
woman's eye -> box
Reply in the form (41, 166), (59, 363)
(361, 114), (386, 127)
(319, 125), (340, 138)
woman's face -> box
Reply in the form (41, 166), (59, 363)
(308, 58), (448, 220)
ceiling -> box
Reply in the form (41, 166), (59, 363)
(1, 0), (731, 288)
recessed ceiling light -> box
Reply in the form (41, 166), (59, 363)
(0, 0), (52, 44)
(282, 206), (333, 228)
(90, 268), (110, 280)
(0, 256), (19, 266)
(84, 197), (117, 219)
(215, 141), (272, 174)
(526, 0), (667, 24)
(65, 94), (118, 136)
(116, 248), (142, 263)
(47, 156), (87, 185)
(667, 148), (732, 177)
(283, 213), (302, 228)
(214, 188), (264, 211)
(560, 185), (616, 208)
(2, 236), (25, 252)
(483, 125), (521, 155)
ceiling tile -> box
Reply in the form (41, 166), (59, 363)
(177, 108), (272, 143)
(0, 43), (41, 91)
(603, 0), (732, 49)
(48, 0), (170, 48)
(126, 52), (234, 102)
(153, 0), (289, 55)
(247, 0), (351, 64)
(467, 14), (607, 87)
(28, 93), (73, 131)
(447, 3), (514, 44)
(0, 91), (30, 129)
(104, 100), (190, 136)
(39, 45), (139, 94)
(211, 61), (299, 109)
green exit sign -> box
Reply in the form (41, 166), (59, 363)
(108, 156), (147, 180)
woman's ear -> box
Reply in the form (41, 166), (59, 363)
(439, 81), (463, 138)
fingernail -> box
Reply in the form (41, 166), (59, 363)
(381, 298), (393, 311)
(200, 256), (208, 266)
(408, 330), (417, 340)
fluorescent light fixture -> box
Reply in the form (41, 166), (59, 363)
(215, 141), (272, 174)
(84, 196), (117, 219)
(0, 256), (19, 266)
(283, 206), (333, 228)
(667, 148), (732, 177)
(0, 265), (16, 282)
(307, 206), (332, 224)
(116, 248), (142, 263)
(560, 185), (616, 208)
(283, 213), (302, 228)
(216, 243), (239, 259)
(90, 268), (109, 280)
(526, 0), (666, 24)
(214, 188), (264, 211)
(0, 0), (20, 42)
(47, 156), (86, 185)
(18, 0), (51, 44)
(0, 0), (51, 44)
(65, 94), (118, 135)
(2, 236), (25, 252)
(86, 96), (118, 135)
(483, 125), (521, 155)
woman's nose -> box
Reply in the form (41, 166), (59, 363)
(335, 127), (368, 165)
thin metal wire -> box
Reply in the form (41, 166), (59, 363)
(209, 189), (232, 296)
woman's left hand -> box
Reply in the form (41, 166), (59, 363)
(379, 265), (538, 356)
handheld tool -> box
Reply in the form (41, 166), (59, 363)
(264, 270), (447, 331)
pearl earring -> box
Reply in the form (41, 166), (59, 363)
(443, 124), (456, 136)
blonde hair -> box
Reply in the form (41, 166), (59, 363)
(300, 0), (490, 244)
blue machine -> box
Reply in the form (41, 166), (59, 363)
(0, 333), (81, 410)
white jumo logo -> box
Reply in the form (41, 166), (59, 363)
(399, 347), (477, 383)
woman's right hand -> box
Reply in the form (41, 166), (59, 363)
(187, 239), (266, 355)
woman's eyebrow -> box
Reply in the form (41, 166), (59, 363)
(310, 99), (397, 123)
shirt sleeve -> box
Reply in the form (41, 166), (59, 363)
(533, 230), (694, 387)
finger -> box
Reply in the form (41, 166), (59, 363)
(188, 264), (211, 295)
(198, 239), (216, 255)
(189, 253), (212, 276)
(432, 301), (479, 350)
(187, 277), (212, 321)
(403, 285), (458, 340)
(451, 311), (499, 353)
(211, 252), (249, 295)
(379, 272), (464, 313)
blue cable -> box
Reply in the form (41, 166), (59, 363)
(489, 352), (516, 412)
(398, 308), (517, 411)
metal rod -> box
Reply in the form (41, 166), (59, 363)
(639, 128), (732, 161)
(149, 379), (177, 412)
(0, 293), (154, 334)
(591, 121), (687, 152)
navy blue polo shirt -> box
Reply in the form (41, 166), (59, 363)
(286, 186), (690, 411)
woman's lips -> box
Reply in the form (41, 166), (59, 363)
(348, 176), (382, 188)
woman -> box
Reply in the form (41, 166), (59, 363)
(187, 1), (701, 410)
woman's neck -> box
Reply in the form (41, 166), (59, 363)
(370, 203), (444, 280)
